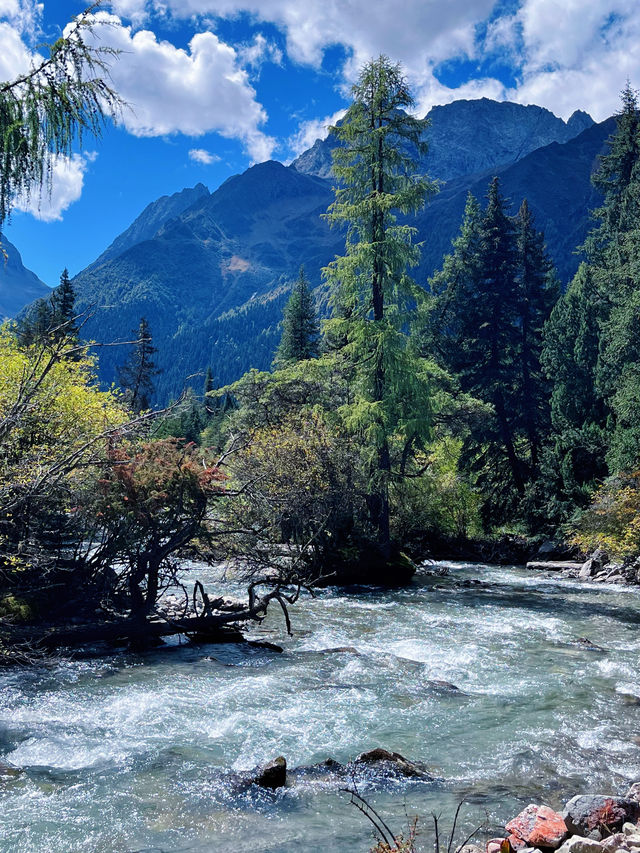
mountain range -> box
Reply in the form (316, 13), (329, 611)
(0, 236), (49, 319)
(11, 98), (615, 402)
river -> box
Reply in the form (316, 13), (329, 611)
(1, 562), (639, 852)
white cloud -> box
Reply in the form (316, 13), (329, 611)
(0, 20), (32, 81)
(0, 0), (42, 41)
(238, 33), (283, 69)
(15, 153), (90, 222)
(189, 147), (220, 164)
(77, 12), (275, 162)
(287, 108), (345, 160)
(508, 0), (640, 120)
(107, 0), (640, 128)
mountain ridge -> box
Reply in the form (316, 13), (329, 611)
(0, 236), (50, 319)
(63, 97), (608, 402)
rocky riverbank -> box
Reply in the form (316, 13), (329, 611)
(478, 785), (640, 853)
(526, 547), (640, 587)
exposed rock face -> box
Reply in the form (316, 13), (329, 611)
(563, 795), (640, 837)
(0, 236), (49, 319)
(252, 756), (287, 789)
(505, 804), (569, 849)
(292, 99), (595, 183)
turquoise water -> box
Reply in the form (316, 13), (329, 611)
(1, 562), (639, 852)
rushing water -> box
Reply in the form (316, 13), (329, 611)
(1, 562), (640, 853)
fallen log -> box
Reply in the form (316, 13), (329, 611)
(525, 561), (584, 572)
(40, 579), (301, 650)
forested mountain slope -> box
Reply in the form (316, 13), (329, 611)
(69, 100), (610, 402)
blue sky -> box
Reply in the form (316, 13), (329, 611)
(1, 0), (639, 287)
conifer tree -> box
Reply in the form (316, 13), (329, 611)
(118, 318), (159, 413)
(515, 199), (559, 469)
(204, 365), (215, 396)
(428, 181), (560, 523)
(50, 268), (79, 348)
(323, 55), (437, 559)
(273, 266), (320, 366)
(543, 84), (640, 488)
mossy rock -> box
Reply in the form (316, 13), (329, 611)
(0, 595), (34, 622)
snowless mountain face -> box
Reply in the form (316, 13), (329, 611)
(0, 236), (50, 319)
(63, 97), (608, 403)
(291, 98), (594, 182)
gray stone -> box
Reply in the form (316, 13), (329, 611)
(563, 796), (640, 837)
(592, 548), (610, 568)
(600, 833), (627, 852)
(354, 748), (434, 780)
(557, 837), (604, 853)
(625, 783), (640, 803)
(579, 559), (595, 579)
(526, 561), (585, 572)
(252, 756), (287, 790)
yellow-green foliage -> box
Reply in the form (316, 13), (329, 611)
(391, 437), (481, 540)
(572, 471), (640, 558)
(0, 325), (127, 549)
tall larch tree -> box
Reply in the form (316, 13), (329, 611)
(323, 55), (438, 561)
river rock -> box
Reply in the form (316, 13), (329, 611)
(252, 756), (287, 789)
(354, 748), (434, 779)
(600, 833), (627, 852)
(579, 560), (596, 579)
(625, 783), (640, 803)
(506, 803), (569, 849)
(563, 796), (640, 837)
(0, 762), (23, 778)
(556, 837), (604, 853)
(486, 838), (506, 853)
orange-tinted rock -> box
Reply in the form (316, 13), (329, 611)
(487, 838), (505, 853)
(506, 804), (569, 849)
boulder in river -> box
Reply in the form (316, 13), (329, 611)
(354, 748), (434, 780)
(0, 761), (23, 779)
(505, 803), (569, 849)
(563, 795), (640, 837)
(251, 756), (287, 790)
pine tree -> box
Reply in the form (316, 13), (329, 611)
(118, 318), (159, 413)
(323, 55), (437, 559)
(514, 199), (559, 469)
(50, 267), (79, 349)
(544, 84), (640, 485)
(273, 266), (320, 366)
(427, 181), (560, 523)
(204, 365), (214, 396)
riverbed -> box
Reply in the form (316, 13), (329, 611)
(1, 562), (639, 852)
